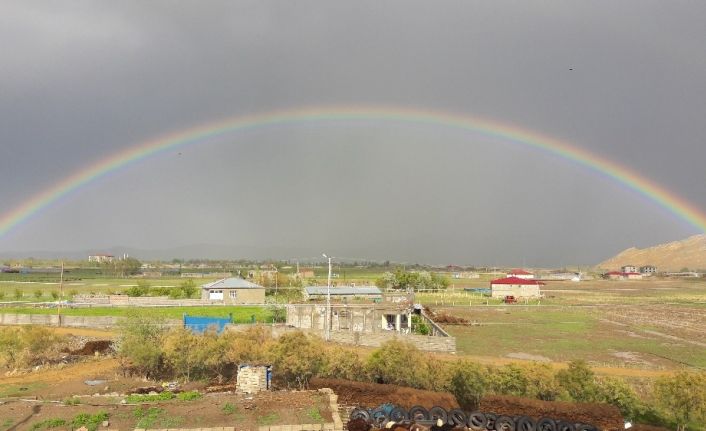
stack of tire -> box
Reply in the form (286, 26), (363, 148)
(349, 405), (599, 431)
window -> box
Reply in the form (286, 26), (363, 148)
(230, 290), (237, 299)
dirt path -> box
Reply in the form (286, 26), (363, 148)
(0, 358), (120, 386)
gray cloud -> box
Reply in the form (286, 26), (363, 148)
(1, 1), (704, 265)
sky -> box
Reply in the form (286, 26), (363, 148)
(1, 1), (705, 266)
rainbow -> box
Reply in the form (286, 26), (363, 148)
(1, 105), (705, 238)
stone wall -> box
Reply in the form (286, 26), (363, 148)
(237, 365), (270, 393)
(227, 324), (456, 353)
(73, 295), (220, 307)
(0, 313), (181, 329)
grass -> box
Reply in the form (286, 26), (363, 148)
(29, 418), (66, 431)
(133, 406), (184, 429)
(0, 305), (270, 322)
(63, 397), (81, 406)
(71, 411), (109, 431)
(222, 402), (237, 415)
(307, 407), (324, 422)
(1, 419), (13, 431)
(125, 390), (201, 404)
(257, 412), (280, 426)
(444, 306), (706, 368)
(0, 382), (47, 398)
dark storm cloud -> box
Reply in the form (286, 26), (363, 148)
(1, 1), (705, 265)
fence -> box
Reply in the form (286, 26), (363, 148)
(183, 314), (232, 333)
(0, 313), (181, 328)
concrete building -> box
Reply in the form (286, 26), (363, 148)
(621, 265), (638, 274)
(304, 286), (382, 301)
(287, 303), (414, 333)
(88, 254), (114, 263)
(200, 277), (265, 304)
(490, 276), (544, 298)
(507, 269), (535, 279)
(640, 265), (657, 275)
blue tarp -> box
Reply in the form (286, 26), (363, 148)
(183, 314), (231, 334)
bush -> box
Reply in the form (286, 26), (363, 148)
(176, 390), (202, 401)
(411, 315), (430, 335)
(34, 289), (43, 299)
(0, 291), (5, 300)
(68, 289), (79, 299)
(519, 362), (562, 401)
(596, 376), (644, 420)
(654, 371), (706, 431)
(0, 326), (61, 368)
(125, 392), (175, 403)
(268, 331), (325, 389)
(117, 313), (166, 377)
(556, 360), (599, 402)
(50, 291), (59, 300)
(489, 364), (531, 397)
(320, 346), (365, 380)
(448, 360), (487, 409)
(125, 280), (150, 297)
(14, 288), (22, 299)
(365, 340), (432, 388)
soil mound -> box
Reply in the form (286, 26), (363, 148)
(480, 395), (623, 431)
(309, 378), (458, 410)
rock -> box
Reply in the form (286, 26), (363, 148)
(102, 420), (109, 427)
(120, 399), (127, 404)
(104, 386), (110, 392)
(76, 427), (89, 431)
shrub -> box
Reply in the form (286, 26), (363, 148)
(320, 346), (365, 380)
(125, 280), (150, 297)
(117, 313), (166, 377)
(365, 340), (431, 388)
(654, 371), (706, 431)
(519, 362), (563, 401)
(448, 360), (487, 409)
(411, 315), (430, 335)
(0, 291), (5, 300)
(29, 418), (66, 431)
(68, 289), (79, 299)
(556, 359), (599, 402)
(63, 397), (81, 406)
(34, 289), (43, 299)
(488, 364), (531, 397)
(125, 392), (175, 403)
(50, 291), (59, 300)
(14, 288), (23, 299)
(268, 331), (325, 389)
(596, 376), (644, 420)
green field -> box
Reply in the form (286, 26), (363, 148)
(441, 306), (706, 369)
(0, 305), (271, 322)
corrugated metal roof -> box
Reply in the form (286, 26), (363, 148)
(201, 277), (263, 290)
(304, 286), (381, 295)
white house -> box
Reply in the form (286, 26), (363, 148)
(621, 265), (638, 274)
(490, 276), (544, 298)
(88, 254), (114, 263)
(507, 269), (534, 279)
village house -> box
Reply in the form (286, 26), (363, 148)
(490, 276), (544, 298)
(200, 277), (265, 304)
(507, 269), (535, 279)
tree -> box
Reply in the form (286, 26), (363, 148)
(117, 312), (166, 377)
(448, 361), (487, 409)
(489, 364), (530, 397)
(654, 371), (706, 431)
(376, 270), (449, 292)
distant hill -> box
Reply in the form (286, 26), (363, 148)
(597, 234), (706, 272)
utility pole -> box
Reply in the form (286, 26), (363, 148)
(58, 261), (64, 326)
(322, 253), (332, 341)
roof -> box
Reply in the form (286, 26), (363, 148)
(605, 271), (623, 275)
(201, 278), (263, 290)
(509, 269), (533, 275)
(490, 276), (545, 286)
(305, 286), (382, 295)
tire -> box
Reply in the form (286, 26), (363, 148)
(350, 408), (371, 422)
(429, 406), (448, 424)
(448, 409), (467, 426)
(516, 416), (536, 431)
(371, 407), (389, 428)
(494, 415), (516, 431)
(389, 407), (409, 422)
(408, 405), (429, 421)
(574, 425), (596, 431)
(467, 411), (487, 431)
(556, 422), (575, 431)
(485, 413), (498, 431)
(536, 418), (556, 431)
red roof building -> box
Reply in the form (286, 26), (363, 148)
(490, 276), (544, 298)
(507, 269), (535, 279)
